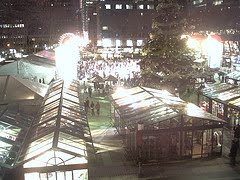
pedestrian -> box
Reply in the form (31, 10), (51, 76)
(88, 86), (92, 97)
(95, 101), (100, 116)
(90, 101), (95, 116)
(233, 124), (240, 139)
(229, 139), (239, 166)
(84, 97), (90, 114)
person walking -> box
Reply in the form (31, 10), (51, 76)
(95, 101), (100, 116)
(229, 139), (239, 166)
(84, 97), (90, 114)
(233, 124), (240, 139)
(90, 101), (95, 116)
(88, 86), (92, 98)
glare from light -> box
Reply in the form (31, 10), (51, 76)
(202, 35), (223, 68)
(187, 38), (199, 50)
(55, 35), (80, 86)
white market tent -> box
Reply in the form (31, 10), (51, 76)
(0, 55), (56, 85)
(0, 75), (48, 102)
(0, 75), (48, 115)
(0, 79), (95, 180)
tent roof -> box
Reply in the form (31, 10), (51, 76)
(111, 86), (226, 126)
(16, 79), (95, 166)
(105, 75), (118, 82)
(0, 75), (48, 101)
(200, 83), (236, 98)
(226, 71), (240, 80)
(89, 75), (104, 83)
(34, 49), (55, 62)
(0, 109), (34, 169)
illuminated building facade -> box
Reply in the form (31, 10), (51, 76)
(95, 0), (160, 58)
(186, 0), (240, 70)
(0, 0), (82, 53)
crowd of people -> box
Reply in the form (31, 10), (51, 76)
(84, 97), (101, 116)
(78, 58), (141, 86)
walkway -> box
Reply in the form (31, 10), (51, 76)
(88, 126), (240, 180)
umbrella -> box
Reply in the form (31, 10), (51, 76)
(105, 75), (118, 82)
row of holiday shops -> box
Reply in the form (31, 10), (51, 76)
(198, 82), (240, 128)
(110, 86), (226, 163)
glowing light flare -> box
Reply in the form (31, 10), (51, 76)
(202, 35), (223, 68)
(187, 38), (200, 50)
(55, 36), (79, 86)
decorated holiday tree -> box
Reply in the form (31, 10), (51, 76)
(139, 0), (195, 94)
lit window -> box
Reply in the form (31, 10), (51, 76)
(213, 0), (223, 5)
(126, 4), (133, 9)
(116, 40), (121, 46)
(147, 5), (154, 9)
(102, 26), (108, 30)
(126, 40), (133, 47)
(137, 5), (144, 9)
(137, 40), (143, 46)
(105, 4), (111, 9)
(116, 4), (122, 9)
(102, 38), (112, 47)
(193, 0), (203, 5)
(93, 12), (97, 15)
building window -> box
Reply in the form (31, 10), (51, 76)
(102, 26), (108, 30)
(137, 40), (143, 46)
(115, 4), (122, 9)
(126, 40), (133, 47)
(147, 5), (154, 10)
(105, 4), (111, 9)
(213, 0), (223, 5)
(102, 38), (112, 47)
(126, 4), (133, 9)
(137, 5), (144, 9)
(116, 40), (121, 47)
(193, 0), (204, 5)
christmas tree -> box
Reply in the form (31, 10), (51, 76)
(139, 0), (195, 94)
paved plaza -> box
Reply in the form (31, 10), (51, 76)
(88, 127), (240, 180)
(81, 86), (240, 180)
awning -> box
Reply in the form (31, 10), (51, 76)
(111, 86), (226, 126)
(0, 109), (33, 169)
(16, 79), (95, 167)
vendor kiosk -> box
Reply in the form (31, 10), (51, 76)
(111, 87), (226, 163)
(198, 83), (240, 127)
(0, 79), (95, 180)
(225, 71), (240, 85)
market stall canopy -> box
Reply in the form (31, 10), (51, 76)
(214, 87), (240, 102)
(229, 97), (240, 109)
(111, 86), (226, 126)
(105, 75), (118, 82)
(34, 49), (55, 63)
(0, 75), (48, 102)
(16, 79), (95, 168)
(0, 109), (34, 169)
(199, 83), (237, 99)
(89, 75), (104, 83)
(226, 71), (240, 81)
(0, 58), (56, 84)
